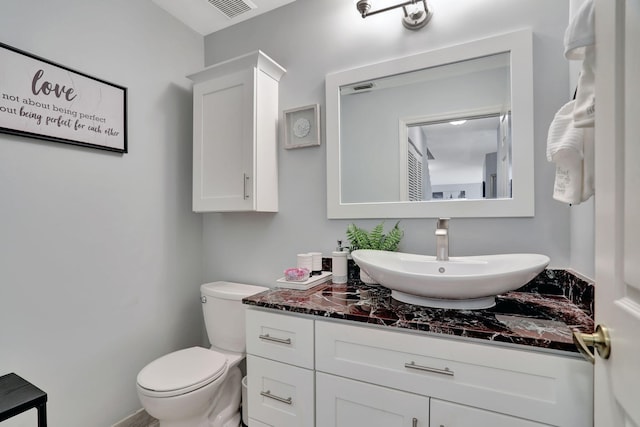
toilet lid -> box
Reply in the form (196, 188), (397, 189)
(137, 347), (227, 395)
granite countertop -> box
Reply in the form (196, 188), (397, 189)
(243, 269), (595, 355)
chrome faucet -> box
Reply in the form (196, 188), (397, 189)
(435, 218), (450, 261)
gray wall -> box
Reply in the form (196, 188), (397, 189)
(201, 0), (576, 287)
(0, 1), (204, 425)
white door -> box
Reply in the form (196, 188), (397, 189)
(592, 0), (640, 426)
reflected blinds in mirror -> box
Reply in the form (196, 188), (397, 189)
(407, 141), (424, 201)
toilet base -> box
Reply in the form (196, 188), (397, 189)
(145, 367), (242, 427)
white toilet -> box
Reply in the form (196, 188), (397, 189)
(136, 281), (268, 427)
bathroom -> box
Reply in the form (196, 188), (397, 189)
(1, 0), (637, 426)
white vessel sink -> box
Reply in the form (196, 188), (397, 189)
(351, 250), (550, 309)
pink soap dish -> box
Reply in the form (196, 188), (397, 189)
(276, 271), (333, 290)
(284, 267), (310, 282)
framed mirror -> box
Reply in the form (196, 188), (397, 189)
(326, 30), (533, 218)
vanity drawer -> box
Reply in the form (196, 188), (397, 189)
(315, 320), (592, 427)
(246, 355), (314, 427)
(246, 309), (314, 369)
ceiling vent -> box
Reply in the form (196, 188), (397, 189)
(207, 0), (257, 19)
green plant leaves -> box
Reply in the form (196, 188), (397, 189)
(346, 221), (403, 251)
(346, 223), (370, 250)
(381, 221), (403, 251)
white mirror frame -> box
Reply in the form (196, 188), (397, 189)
(326, 29), (534, 219)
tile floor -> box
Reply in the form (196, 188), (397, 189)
(125, 409), (248, 426)
(112, 409), (158, 427)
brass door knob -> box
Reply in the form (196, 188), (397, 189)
(572, 324), (611, 364)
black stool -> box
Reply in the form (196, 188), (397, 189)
(0, 373), (47, 426)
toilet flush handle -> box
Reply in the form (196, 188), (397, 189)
(201, 296), (207, 303)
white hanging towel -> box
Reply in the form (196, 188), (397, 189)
(547, 100), (592, 204)
(581, 127), (595, 201)
(564, 0), (595, 128)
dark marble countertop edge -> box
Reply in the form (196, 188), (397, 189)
(243, 299), (587, 358)
(243, 269), (595, 357)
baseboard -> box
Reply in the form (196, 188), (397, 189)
(111, 408), (158, 427)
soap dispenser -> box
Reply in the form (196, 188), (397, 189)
(332, 240), (348, 284)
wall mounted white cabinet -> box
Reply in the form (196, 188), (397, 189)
(188, 51), (285, 212)
(245, 309), (593, 427)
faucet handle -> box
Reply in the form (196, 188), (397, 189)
(436, 218), (450, 229)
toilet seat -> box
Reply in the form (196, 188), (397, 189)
(137, 347), (227, 398)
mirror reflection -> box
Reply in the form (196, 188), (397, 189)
(403, 112), (512, 202)
(340, 52), (511, 204)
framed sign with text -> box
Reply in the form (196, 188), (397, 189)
(0, 42), (127, 153)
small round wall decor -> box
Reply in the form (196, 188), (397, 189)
(293, 117), (311, 138)
(283, 104), (320, 149)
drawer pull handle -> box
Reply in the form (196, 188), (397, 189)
(404, 361), (454, 377)
(260, 390), (293, 405)
(243, 173), (250, 200)
(258, 334), (292, 345)
(412, 417), (418, 427)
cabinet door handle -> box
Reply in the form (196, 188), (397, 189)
(243, 173), (250, 200)
(260, 390), (293, 405)
(258, 334), (292, 345)
(412, 417), (418, 427)
(404, 361), (454, 377)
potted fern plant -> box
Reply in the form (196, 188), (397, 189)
(346, 221), (404, 284)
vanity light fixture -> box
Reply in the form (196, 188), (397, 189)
(356, 0), (432, 30)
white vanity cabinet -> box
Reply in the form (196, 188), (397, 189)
(429, 399), (547, 427)
(316, 374), (544, 427)
(188, 51), (285, 213)
(316, 372), (429, 427)
(245, 309), (315, 427)
(315, 321), (592, 427)
(245, 308), (593, 427)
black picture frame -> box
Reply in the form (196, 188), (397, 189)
(0, 42), (128, 153)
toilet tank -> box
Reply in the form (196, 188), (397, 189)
(200, 281), (268, 353)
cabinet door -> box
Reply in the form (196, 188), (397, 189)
(430, 399), (548, 427)
(248, 418), (273, 427)
(247, 355), (314, 427)
(192, 68), (254, 212)
(316, 372), (429, 427)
